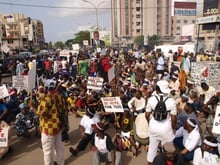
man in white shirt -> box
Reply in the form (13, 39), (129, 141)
(174, 118), (202, 162)
(128, 90), (146, 118)
(145, 80), (177, 165)
(193, 136), (219, 165)
(69, 107), (99, 157)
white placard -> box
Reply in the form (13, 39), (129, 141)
(101, 97), (124, 113)
(212, 106), (220, 134)
(108, 65), (115, 82)
(83, 40), (89, 46)
(72, 44), (80, 50)
(0, 85), (9, 99)
(12, 76), (29, 91)
(0, 127), (9, 147)
(87, 76), (103, 90)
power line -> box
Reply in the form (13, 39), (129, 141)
(0, 1), (204, 10)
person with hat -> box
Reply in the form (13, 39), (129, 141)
(145, 80), (177, 165)
(193, 136), (220, 164)
(91, 122), (121, 165)
(69, 107), (99, 157)
(174, 118), (202, 162)
(36, 82), (68, 165)
(152, 142), (184, 165)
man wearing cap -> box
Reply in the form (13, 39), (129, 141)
(193, 136), (219, 164)
(169, 74), (180, 96)
(152, 142), (184, 165)
(145, 80), (177, 165)
(36, 83), (68, 165)
(174, 118), (201, 162)
(198, 81), (216, 105)
(91, 122), (121, 165)
(69, 107), (99, 157)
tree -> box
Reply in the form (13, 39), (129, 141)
(71, 30), (90, 46)
(54, 41), (65, 49)
(134, 35), (144, 48)
(148, 35), (161, 47)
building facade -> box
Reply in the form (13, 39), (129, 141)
(172, 1), (197, 43)
(111, 0), (144, 47)
(111, 0), (173, 47)
(0, 13), (45, 51)
(195, 0), (220, 54)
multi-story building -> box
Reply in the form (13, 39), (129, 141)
(111, 0), (173, 47)
(0, 13), (45, 51)
(195, 0), (220, 53)
(172, 1), (197, 43)
(111, 0), (144, 47)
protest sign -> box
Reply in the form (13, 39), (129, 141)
(191, 62), (220, 92)
(101, 97), (124, 113)
(0, 127), (9, 147)
(87, 76), (103, 90)
(12, 75), (29, 91)
(108, 65), (115, 82)
(212, 106), (220, 134)
(0, 85), (9, 99)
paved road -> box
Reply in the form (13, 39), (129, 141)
(0, 113), (148, 165)
(0, 76), (148, 165)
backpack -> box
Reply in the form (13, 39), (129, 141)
(153, 96), (169, 121)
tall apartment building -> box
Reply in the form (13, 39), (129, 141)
(172, 1), (197, 43)
(111, 0), (144, 47)
(111, 0), (173, 46)
(0, 13), (45, 50)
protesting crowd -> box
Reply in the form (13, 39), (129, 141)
(0, 31), (220, 165)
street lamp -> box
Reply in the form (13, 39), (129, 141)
(82, 0), (105, 30)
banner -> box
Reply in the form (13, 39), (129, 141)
(101, 97), (124, 113)
(108, 65), (115, 82)
(191, 62), (220, 92)
(0, 85), (9, 99)
(212, 106), (220, 134)
(87, 76), (103, 90)
(0, 127), (9, 147)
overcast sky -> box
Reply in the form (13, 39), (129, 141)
(0, 0), (203, 43)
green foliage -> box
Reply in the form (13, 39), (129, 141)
(71, 30), (90, 46)
(33, 47), (40, 53)
(134, 35), (144, 48)
(54, 41), (65, 49)
(148, 35), (161, 47)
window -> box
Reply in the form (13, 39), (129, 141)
(136, 22), (141, 26)
(136, 14), (141, 18)
(192, 20), (195, 23)
(184, 20), (188, 23)
(176, 27), (180, 30)
(136, 29), (141, 33)
(8, 40), (13, 44)
(136, 7), (140, 12)
(176, 20), (181, 23)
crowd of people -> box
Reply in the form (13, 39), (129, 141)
(0, 32), (220, 165)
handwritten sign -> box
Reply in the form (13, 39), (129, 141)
(0, 85), (9, 99)
(101, 97), (124, 113)
(212, 106), (220, 134)
(12, 76), (29, 91)
(0, 127), (9, 147)
(87, 76), (104, 90)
